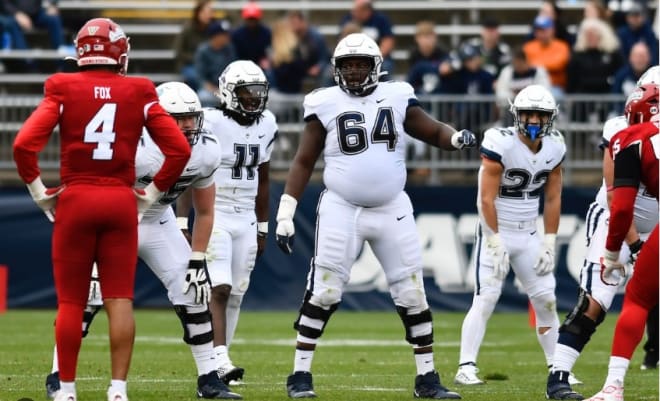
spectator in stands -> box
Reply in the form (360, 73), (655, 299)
(583, 0), (609, 21)
(495, 46), (551, 125)
(464, 17), (511, 78)
(535, 0), (575, 46)
(616, 2), (659, 65)
(0, 0), (64, 53)
(231, 2), (271, 70)
(567, 17), (623, 94)
(267, 18), (306, 95)
(408, 20), (448, 67)
(339, 0), (395, 78)
(523, 15), (571, 101)
(194, 19), (236, 106)
(287, 10), (330, 89)
(611, 41), (652, 97)
(606, 0), (646, 29)
(174, 0), (215, 91)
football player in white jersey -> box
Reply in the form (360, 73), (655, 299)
(182, 60), (277, 385)
(275, 33), (476, 400)
(45, 82), (241, 400)
(454, 85), (566, 387)
(545, 66), (660, 400)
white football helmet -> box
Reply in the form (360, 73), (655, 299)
(637, 65), (660, 86)
(217, 60), (269, 123)
(156, 81), (203, 145)
(510, 84), (558, 140)
(331, 33), (385, 95)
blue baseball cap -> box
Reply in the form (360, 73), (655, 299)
(533, 15), (554, 29)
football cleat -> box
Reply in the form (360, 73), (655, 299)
(584, 380), (624, 401)
(454, 363), (484, 385)
(217, 363), (245, 385)
(414, 370), (462, 399)
(641, 349), (658, 370)
(197, 371), (242, 399)
(46, 371), (61, 399)
(53, 391), (76, 401)
(546, 370), (584, 400)
(107, 389), (129, 401)
(286, 371), (317, 398)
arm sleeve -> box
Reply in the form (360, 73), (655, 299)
(144, 100), (191, 191)
(606, 186), (637, 251)
(13, 78), (62, 183)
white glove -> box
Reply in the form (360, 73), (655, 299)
(275, 194), (297, 254)
(534, 234), (556, 276)
(486, 234), (510, 280)
(26, 176), (65, 223)
(183, 251), (211, 305)
(451, 129), (478, 149)
(134, 182), (164, 222)
(601, 249), (626, 286)
(87, 263), (103, 305)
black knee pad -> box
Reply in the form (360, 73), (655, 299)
(81, 305), (102, 338)
(173, 305), (213, 345)
(559, 290), (603, 342)
(396, 305), (434, 347)
(293, 291), (339, 339)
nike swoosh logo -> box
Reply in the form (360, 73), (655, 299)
(185, 167), (196, 172)
(258, 134), (265, 138)
(396, 215), (406, 221)
(159, 220), (168, 225)
(530, 230), (536, 235)
(545, 159), (553, 164)
(376, 98), (386, 103)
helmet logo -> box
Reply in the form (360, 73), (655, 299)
(108, 27), (126, 42)
(87, 26), (99, 35)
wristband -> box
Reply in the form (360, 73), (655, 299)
(190, 251), (205, 261)
(177, 217), (189, 230)
(257, 221), (268, 236)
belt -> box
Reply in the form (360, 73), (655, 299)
(498, 219), (537, 230)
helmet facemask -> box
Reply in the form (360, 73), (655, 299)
(233, 83), (268, 121)
(333, 55), (380, 95)
(513, 108), (556, 141)
(172, 111), (204, 146)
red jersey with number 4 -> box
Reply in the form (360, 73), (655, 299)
(606, 121), (659, 251)
(13, 70), (190, 190)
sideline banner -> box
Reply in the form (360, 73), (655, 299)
(1, 184), (621, 311)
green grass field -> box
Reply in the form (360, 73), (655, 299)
(0, 310), (657, 401)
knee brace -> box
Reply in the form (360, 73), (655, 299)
(173, 304), (213, 345)
(81, 305), (102, 338)
(293, 290), (340, 339)
(395, 306), (434, 347)
(559, 289), (604, 343)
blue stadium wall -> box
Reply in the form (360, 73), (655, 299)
(0, 183), (621, 312)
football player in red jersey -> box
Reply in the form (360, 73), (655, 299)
(585, 83), (659, 401)
(12, 18), (190, 401)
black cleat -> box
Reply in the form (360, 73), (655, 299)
(546, 370), (584, 400)
(414, 371), (462, 399)
(218, 365), (245, 385)
(286, 371), (317, 398)
(46, 371), (60, 399)
(641, 349), (658, 370)
(197, 371), (242, 399)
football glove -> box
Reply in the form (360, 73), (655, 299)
(534, 234), (556, 276)
(600, 249), (625, 286)
(486, 234), (510, 280)
(628, 239), (644, 265)
(183, 252), (211, 305)
(134, 182), (164, 222)
(87, 263), (103, 305)
(275, 194), (297, 254)
(451, 129), (478, 150)
(26, 176), (65, 223)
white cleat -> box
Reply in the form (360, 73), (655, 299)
(107, 389), (129, 401)
(584, 380), (624, 401)
(454, 363), (485, 385)
(568, 372), (583, 386)
(53, 391), (76, 401)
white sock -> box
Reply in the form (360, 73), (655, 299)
(552, 344), (580, 372)
(458, 294), (497, 364)
(537, 325), (559, 367)
(52, 345), (59, 373)
(214, 345), (231, 366)
(226, 294), (243, 346)
(293, 349), (314, 373)
(605, 356), (629, 386)
(60, 381), (75, 394)
(109, 379), (127, 394)
(191, 344), (218, 376)
(414, 350), (435, 375)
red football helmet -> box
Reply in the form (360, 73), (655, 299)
(624, 83), (660, 125)
(74, 18), (130, 74)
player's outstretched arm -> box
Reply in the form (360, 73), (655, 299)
(403, 105), (477, 151)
